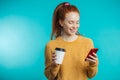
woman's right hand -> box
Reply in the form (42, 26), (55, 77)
(51, 52), (58, 66)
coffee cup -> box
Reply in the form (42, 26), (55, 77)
(55, 47), (65, 64)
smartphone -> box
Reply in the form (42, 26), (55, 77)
(85, 48), (98, 61)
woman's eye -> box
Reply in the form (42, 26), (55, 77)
(68, 21), (73, 24)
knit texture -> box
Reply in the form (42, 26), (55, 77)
(44, 36), (98, 80)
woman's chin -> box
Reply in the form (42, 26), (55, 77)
(68, 33), (76, 36)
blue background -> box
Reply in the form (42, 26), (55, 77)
(0, 0), (120, 80)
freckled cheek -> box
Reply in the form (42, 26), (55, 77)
(64, 24), (72, 28)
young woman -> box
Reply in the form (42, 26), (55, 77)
(44, 2), (98, 80)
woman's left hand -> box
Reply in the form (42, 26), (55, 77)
(86, 52), (98, 65)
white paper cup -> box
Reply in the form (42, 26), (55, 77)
(55, 48), (65, 64)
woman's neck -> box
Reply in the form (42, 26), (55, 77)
(61, 33), (78, 42)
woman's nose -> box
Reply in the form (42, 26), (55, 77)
(72, 23), (79, 28)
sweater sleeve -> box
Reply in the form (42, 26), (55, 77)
(44, 43), (60, 80)
(85, 39), (99, 78)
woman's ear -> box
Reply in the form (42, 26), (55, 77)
(59, 20), (63, 27)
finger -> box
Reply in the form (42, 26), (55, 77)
(89, 55), (97, 60)
(86, 58), (96, 63)
(51, 61), (57, 66)
(52, 57), (56, 61)
(52, 52), (56, 55)
(52, 54), (56, 57)
(52, 53), (56, 57)
(93, 52), (97, 57)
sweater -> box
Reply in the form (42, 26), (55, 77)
(44, 36), (98, 80)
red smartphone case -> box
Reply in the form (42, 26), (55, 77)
(85, 48), (98, 60)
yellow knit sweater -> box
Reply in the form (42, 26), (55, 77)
(44, 36), (98, 80)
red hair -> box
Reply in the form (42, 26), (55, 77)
(51, 2), (80, 40)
